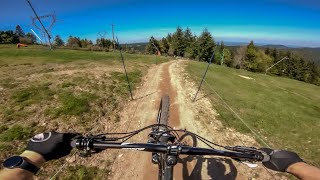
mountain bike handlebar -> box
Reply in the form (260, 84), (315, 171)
(71, 138), (269, 162)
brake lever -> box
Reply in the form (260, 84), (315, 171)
(73, 135), (107, 157)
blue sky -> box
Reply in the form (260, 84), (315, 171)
(1, 0), (320, 47)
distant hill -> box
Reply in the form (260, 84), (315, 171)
(225, 43), (320, 65)
(261, 44), (290, 49)
(224, 42), (301, 48)
(259, 46), (320, 65)
(223, 41), (249, 46)
(126, 41), (320, 65)
(123, 42), (148, 52)
(290, 48), (320, 65)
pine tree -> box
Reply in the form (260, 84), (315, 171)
(54, 35), (64, 46)
(185, 40), (199, 59)
(197, 28), (215, 62)
(145, 36), (160, 54)
(160, 37), (170, 54)
(265, 47), (271, 55)
(245, 41), (258, 70)
(184, 27), (195, 49)
(166, 33), (172, 44)
(171, 26), (186, 56)
(244, 41), (272, 72)
(15, 25), (25, 37)
(220, 41), (225, 51)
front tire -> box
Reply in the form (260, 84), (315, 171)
(157, 96), (173, 180)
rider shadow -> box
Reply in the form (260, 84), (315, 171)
(179, 156), (237, 180)
(178, 133), (238, 180)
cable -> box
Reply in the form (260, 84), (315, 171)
(49, 151), (78, 180)
(157, 129), (224, 149)
(184, 64), (271, 148)
(202, 78), (271, 148)
(184, 63), (277, 179)
(201, 80), (278, 179)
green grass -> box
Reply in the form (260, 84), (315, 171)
(0, 143), (11, 151)
(51, 91), (98, 118)
(0, 45), (168, 178)
(60, 165), (108, 180)
(12, 83), (54, 105)
(186, 61), (320, 166)
(0, 125), (33, 141)
(0, 125), (8, 134)
(0, 77), (19, 89)
(0, 44), (168, 65)
(61, 82), (77, 88)
(1, 108), (27, 122)
(110, 70), (142, 96)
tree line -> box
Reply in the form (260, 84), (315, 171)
(1, 25), (115, 50)
(145, 27), (320, 85)
(0, 25), (36, 44)
(54, 35), (118, 51)
(1, 25), (319, 85)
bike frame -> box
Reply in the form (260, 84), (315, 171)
(153, 96), (174, 180)
(150, 129), (175, 180)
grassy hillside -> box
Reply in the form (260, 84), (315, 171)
(0, 45), (168, 178)
(0, 44), (164, 65)
(186, 61), (320, 166)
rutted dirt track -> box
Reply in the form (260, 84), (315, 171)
(109, 60), (285, 180)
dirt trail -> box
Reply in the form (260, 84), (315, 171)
(109, 60), (285, 179)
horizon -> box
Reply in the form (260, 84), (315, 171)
(1, 0), (320, 47)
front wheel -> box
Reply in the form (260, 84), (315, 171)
(157, 95), (169, 126)
(157, 96), (173, 180)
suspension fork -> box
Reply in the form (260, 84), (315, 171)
(158, 145), (180, 180)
